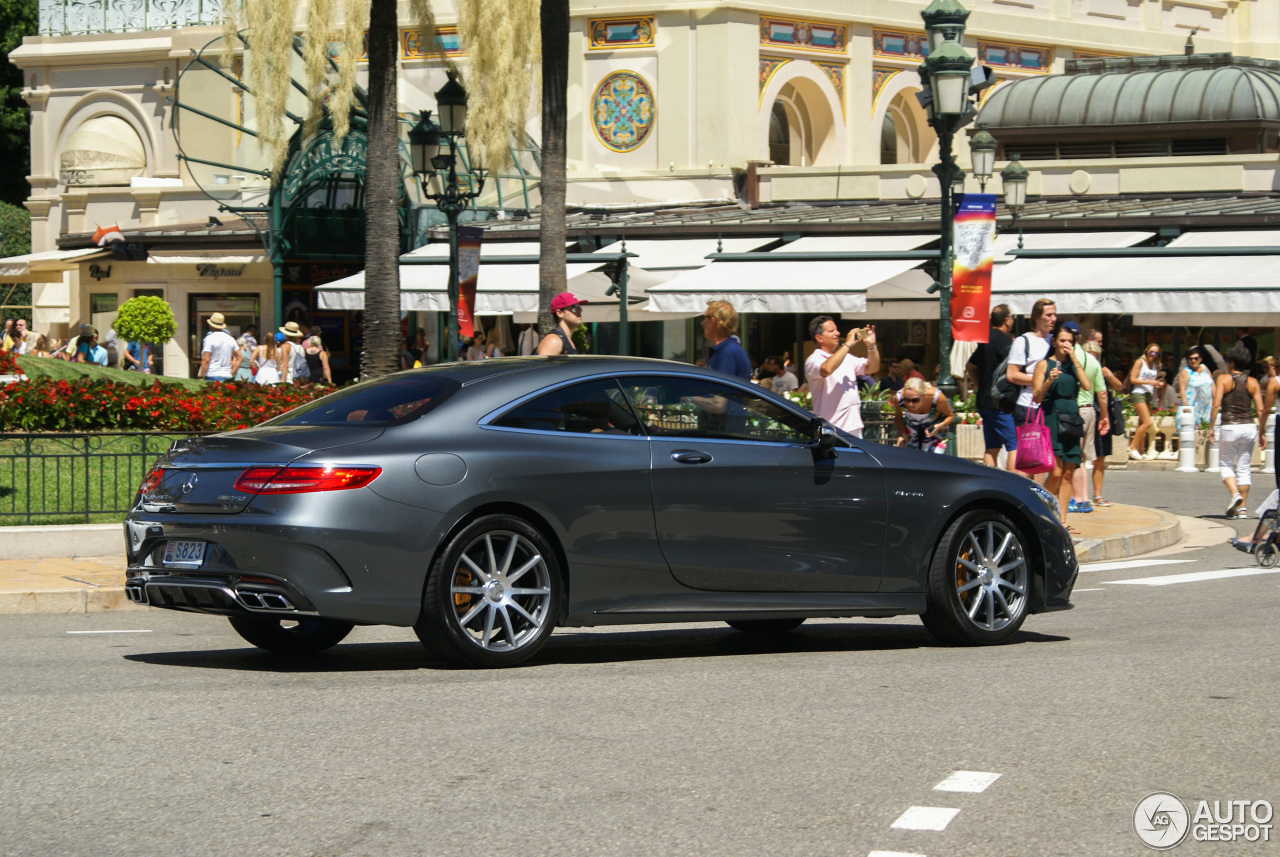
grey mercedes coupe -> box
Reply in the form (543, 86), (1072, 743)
(124, 357), (1077, 667)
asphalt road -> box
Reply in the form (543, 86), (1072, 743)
(1, 469), (1277, 857)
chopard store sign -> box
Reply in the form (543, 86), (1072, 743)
(196, 264), (245, 279)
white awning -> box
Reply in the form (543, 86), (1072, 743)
(315, 261), (606, 312)
(1166, 231), (1280, 248)
(646, 234), (937, 314)
(994, 254), (1280, 315)
(147, 250), (269, 264)
(992, 230), (1153, 263)
(0, 247), (108, 283)
(594, 237), (777, 271)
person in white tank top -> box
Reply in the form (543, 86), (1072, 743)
(1127, 345), (1165, 459)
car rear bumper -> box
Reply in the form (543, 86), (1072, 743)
(125, 568), (319, 616)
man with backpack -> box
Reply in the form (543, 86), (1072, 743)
(968, 304), (1019, 471)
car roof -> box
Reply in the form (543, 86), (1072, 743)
(401, 355), (738, 386)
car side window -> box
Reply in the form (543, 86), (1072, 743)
(618, 375), (811, 444)
(495, 378), (645, 436)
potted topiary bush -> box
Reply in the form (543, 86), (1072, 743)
(111, 296), (177, 372)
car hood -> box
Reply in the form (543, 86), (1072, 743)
(138, 425), (385, 515)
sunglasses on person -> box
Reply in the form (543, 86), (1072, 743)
(901, 395), (921, 404)
(564, 305), (584, 315)
(1146, 349), (1161, 356)
(1188, 354), (1201, 361)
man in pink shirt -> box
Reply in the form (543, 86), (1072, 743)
(804, 316), (880, 438)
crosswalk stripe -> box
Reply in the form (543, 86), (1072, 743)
(1078, 559), (1192, 573)
(934, 771), (1001, 793)
(869, 852), (927, 857)
(1105, 567), (1280, 586)
(890, 806), (961, 831)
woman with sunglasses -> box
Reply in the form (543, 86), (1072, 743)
(536, 291), (588, 356)
(892, 377), (953, 453)
(1033, 322), (1092, 531)
(1127, 344), (1166, 460)
(1178, 346), (1214, 434)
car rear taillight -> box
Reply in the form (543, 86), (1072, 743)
(137, 466), (163, 495)
(233, 465), (382, 495)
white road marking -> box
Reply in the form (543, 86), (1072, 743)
(934, 771), (1001, 793)
(1105, 567), (1280, 586)
(1078, 559), (1193, 573)
(869, 852), (927, 857)
(890, 806), (961, 831)
(1073, 588), (1102, 592)
(66, 630), (153, 635)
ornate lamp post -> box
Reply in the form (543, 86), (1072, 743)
(408, 71), (486, 362)
(919, 0), (977, 456)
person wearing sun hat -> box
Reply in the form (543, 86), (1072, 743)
(279, 320), (310, 383)
(198, 312), (241, 382)
(536, 291), (589, 356)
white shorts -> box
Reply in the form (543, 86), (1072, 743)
(1079, 404), (1096, 463)
(1219, 423), (1256, 485)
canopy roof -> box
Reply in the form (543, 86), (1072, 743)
(979, 54), (1280, 130)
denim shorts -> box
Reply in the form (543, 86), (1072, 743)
(979, 407), (1017, 451)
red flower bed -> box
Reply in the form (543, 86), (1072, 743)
(0, 376), (333, 432)
(0, 349), (19, 376)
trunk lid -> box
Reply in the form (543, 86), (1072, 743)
(139, 426), (384, 514)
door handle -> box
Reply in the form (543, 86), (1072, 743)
(671, 450), (713, 464)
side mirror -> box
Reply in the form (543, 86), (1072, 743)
(811, 418), (838, 458)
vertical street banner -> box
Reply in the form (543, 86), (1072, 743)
(456, 226), (483, 339)
(951, 193), (996, 344)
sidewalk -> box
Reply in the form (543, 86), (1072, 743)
(0, 501), (1196, 614)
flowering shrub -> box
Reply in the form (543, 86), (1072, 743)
(0, 377), (333, 432)
(0, 349), (20, 376)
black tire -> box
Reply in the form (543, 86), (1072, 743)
(227, 615), (354, 654)
(415, 514), (563, 668)
(726, 618), (805, 634)
(921, 509), (1031, 646)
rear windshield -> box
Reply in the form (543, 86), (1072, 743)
(263, 373), (461, 426)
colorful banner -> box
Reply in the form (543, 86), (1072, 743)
(950, 193), (996, 344)
(456, 226), (482, 339)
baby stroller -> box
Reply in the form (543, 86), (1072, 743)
(1251, 508), (1280, 568)
(1232, 490), (1280, 568)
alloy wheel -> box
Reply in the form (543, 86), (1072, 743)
(953, 519), (1028, 632)
(448, 530), (553, 652)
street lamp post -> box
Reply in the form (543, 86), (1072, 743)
(408, 71), (486, 363)
(918, 0), (977, 456)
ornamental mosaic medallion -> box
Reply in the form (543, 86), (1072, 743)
(592, 71), (656, 152)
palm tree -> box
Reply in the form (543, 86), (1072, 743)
(360, 0), (402, 377)
(537, 0), (569, 336)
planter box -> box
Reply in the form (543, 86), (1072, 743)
(955, 423), (984, 460)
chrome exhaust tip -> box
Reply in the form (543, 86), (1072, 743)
(125, 584), (147, 604)
(235, 589), (295, 611)
(260, 592), (294, 610)
(236, 590), (266, 609)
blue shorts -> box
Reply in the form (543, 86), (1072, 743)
(979, 407), (1017, 451)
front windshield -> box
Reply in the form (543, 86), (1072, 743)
(261, 373), (461, 426)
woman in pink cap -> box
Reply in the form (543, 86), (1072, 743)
(536, 291), (588, 355)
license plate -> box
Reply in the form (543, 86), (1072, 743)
(162, 540), (206, 567)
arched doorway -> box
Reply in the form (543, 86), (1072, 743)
(769, 102), (790, 165)
(880, 91), (933, 164)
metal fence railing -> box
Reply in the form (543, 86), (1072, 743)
(0, 432), (206, 526)
(39, 0), (221, 35)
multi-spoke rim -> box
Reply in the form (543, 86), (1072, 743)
(953, 520), (1028, 632)
(1258, 543), (1279, 569)
(449, 530), (553, 652)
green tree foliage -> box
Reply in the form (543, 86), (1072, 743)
(0, 198), (30, 324)
(0, 0), (36, 206)
(112, 296), (178, 345)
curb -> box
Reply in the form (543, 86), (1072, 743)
(0, 587), (147, 615)
(1072, 506), (1182, 564)
(0, 524), (123, 560)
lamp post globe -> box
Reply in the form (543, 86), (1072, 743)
(434, 70), (469, 136)
(925, 38), (974, 116)
(1001, 156), (1029, 209)
(969, 126), (997, 188)
(407, 111), (442, 178)
(920, 0), (970, 52)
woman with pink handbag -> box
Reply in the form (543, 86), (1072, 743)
(1032, 323), (1092, 533)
